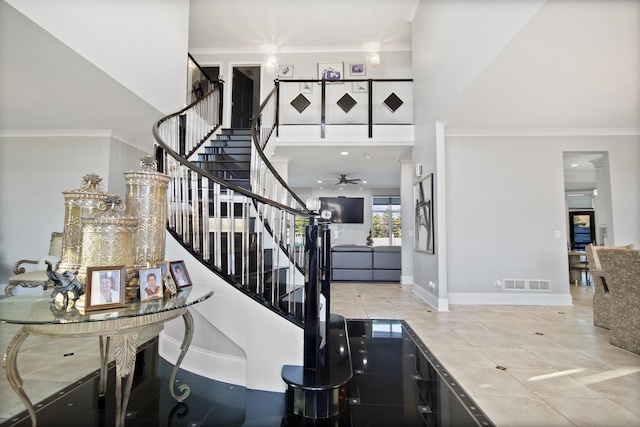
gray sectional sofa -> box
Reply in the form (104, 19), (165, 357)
(331, 245), (401, 282)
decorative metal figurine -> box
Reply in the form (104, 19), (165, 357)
(46, 260), (84, 309)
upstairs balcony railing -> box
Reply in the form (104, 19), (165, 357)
(152, 66), (411, 327)
(275, 78), (413, 139)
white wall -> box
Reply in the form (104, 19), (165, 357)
(161, 235), (303, 392)
(0, 134), (147, 283)
(6, 0), (190, 114)
(410, 0), (640, 309)
(444, 132), (639, 304)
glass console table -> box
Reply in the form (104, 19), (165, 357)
(0, 287), (213, 427)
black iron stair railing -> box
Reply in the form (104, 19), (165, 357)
(155, 69), (351, 419)
(153, 82), (317, 324)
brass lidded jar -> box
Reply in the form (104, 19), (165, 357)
(59, 173), (108, 273)
(78, 195), (138, 288)
(124, 156), (170, 268)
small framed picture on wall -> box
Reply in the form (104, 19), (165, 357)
(318, 62), (343, 82)
(278, 64), (294, 78)
(350, 62), (366, 76)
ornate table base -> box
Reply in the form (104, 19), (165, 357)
(3, 308), (195, 427)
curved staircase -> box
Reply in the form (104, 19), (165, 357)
(153, 77), (352, 415)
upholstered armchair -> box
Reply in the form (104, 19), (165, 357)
(586, 244), (611, 329)
(6, 232), (63, 296)
(597, 245), (640, 355)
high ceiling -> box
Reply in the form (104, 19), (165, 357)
(2, 0), (637, 191)
(187, 0), (639, 191)
(188, 0), (420, 190)
(188, 0), (418, 54)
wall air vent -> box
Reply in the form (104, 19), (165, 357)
(503, 279), (526, 290)
(502, 279), (551, 291)
(528, 280), (551, 291)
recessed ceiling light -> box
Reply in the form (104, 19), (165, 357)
(362, 180), (367, 184)
(317, 180), (322, 183)
(570, 163), (578, 167)
(340, 151), (349, 156)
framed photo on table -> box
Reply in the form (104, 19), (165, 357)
(170, 261), (192, 289)
(139, 267), (164, 301)
(148, 261), (169, 277)
(148, 261), (175, 294)
(86, 266), (126, 311)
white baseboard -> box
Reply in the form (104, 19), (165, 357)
(447, 292), (574, 306)
(400, 275), (414, 285)
(159, 330), (248, 387)
(412, 285), (450, 312)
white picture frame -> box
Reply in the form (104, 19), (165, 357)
(278, 64), (294, 78)
(317, 62), (343, 82)
(350, 62), (366, 76)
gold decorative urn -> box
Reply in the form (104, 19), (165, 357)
(78, 195), (138, 288)
(58, 173), (108, 273)
(124, 156), (170, 268)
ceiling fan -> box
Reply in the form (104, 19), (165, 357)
(336, 174), (361, 185)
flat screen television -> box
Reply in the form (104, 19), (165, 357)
(319, 197), (364, 224)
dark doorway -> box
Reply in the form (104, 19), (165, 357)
(231, 67), (259, 129)
(202, 66), (220, 82)
(569, 211), (595, 250)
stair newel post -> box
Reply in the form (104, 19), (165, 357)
(320, 218), (332, 328)
(282, 212), (351, 419)
(303, 216), (321, 373)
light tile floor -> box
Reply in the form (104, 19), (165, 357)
(2, 284), (640, 426)
(331, 283), (640, 427)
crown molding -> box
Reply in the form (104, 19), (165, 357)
(190, 43), (412, 56)
(0, 129), (150, 151)
(444, 128), (640, 137)
(0, 129), (114, 138)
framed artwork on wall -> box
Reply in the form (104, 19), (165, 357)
(414, 173), (434, 254)
(317, 62), (343, 82)
(300, 80), (313, 94)
(350, 62), (366, 76)
(351, 81), (368, 93)
(278, 65), (294, 78)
